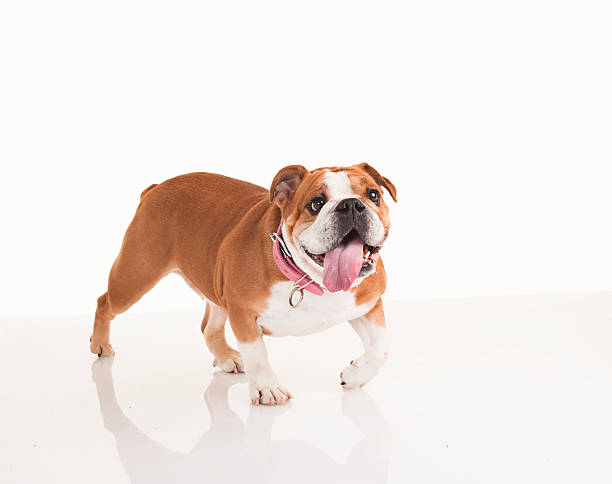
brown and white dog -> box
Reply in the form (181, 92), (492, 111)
(90, 163), (397, 405)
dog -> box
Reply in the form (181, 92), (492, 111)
(90, 163), (396, 405)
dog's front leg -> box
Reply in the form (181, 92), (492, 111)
(341, 298), (389, 389)
(229, 308), (292, 405)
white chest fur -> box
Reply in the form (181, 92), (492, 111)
(256, 281), (375, 337)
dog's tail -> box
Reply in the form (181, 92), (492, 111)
(140, 183), (159, 201)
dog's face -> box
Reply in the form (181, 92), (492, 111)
(270, 163), (397, 292)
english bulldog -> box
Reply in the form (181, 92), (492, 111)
(90, 163), (397, 405)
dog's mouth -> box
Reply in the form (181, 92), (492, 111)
(305, 244), (380, 267)
(303, 230), (380, 292)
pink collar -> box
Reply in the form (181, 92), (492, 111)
(270, 221), (324, 303)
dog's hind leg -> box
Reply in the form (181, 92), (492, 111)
(90, 292), (117, 357)
(90, 211), (171, 357)
(202, 301), (244, 373)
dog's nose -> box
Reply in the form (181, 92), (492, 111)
(336, 198), (366, 215)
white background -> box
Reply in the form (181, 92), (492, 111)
(1, 0), (611, 317)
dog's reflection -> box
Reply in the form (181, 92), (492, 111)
(92, 357), (390, 484)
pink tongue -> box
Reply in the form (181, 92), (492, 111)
(323, 232), (364, 292)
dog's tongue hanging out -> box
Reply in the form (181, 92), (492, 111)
(322, 231), (364, 292)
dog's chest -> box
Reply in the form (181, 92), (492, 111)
(256, 282), (373, 337)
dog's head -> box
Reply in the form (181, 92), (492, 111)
(270, 163), (397, 292)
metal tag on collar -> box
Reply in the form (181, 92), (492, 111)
(288, 274), (314, 308)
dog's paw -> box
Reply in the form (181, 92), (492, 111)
(340, 356), (382, 390)
(249, 379), (292, 405)
(90, 337), (115, 357)
(213, 352), (245, 374)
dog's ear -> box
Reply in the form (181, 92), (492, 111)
(269, 165), (309, 204)
(358, 163), (397, 202)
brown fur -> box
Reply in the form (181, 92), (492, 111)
(362, 297), (386, 327)
(90, 164), (395, 359)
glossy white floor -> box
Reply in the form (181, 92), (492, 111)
(2, 293), (611, 483)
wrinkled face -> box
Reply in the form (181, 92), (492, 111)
(270, 163), (396, 292)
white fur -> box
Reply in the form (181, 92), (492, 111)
(341, 316), (389, 389)
(322, 170), (357, 200)
(203, 301), (226, 335)
(238, 337), (291, 405)
(257, 281), (376, 337)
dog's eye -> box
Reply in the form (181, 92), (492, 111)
(367, 189), (380, 205)
(307, 196), (326, 215)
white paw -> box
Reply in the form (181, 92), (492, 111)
(249, 378), (292, 405)
(340, 355), (385, 390)
(213, 355), (245, 373)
